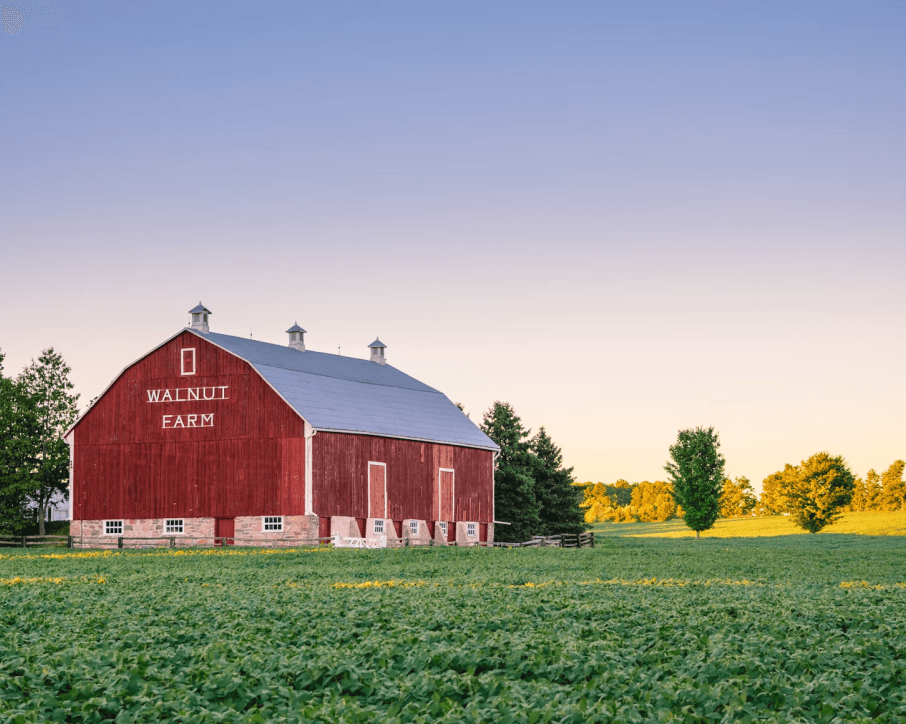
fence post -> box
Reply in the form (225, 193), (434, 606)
(577, 534), (582, 549)
(118, 537), (123, 549)
(67, 535), (73, 549)
(590, 532), (595, 547)
(21, 536), (26, 548)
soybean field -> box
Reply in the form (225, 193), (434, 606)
(3, 536), (906, 723)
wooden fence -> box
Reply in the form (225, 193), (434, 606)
(487, 532), (595, 548)
(0, 535), (70, 548)
(1, 531), (594, 550)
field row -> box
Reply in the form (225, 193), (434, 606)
(3, 541), (906, 723)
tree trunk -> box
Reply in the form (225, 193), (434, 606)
(695, 530), (700, 540)
(38, 506), (45, 536)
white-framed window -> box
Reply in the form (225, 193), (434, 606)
(165, 519), (184, 534)
(373, 519), (384, 535)
(467, 522), (477, 538)
(181, 348), (196, 376)
(409, 520), (419, 535)
(263, 516), (283, 532)
(438, 521), (447, 536)
(104, 520), (123, 535)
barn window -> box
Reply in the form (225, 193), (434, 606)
(467, 522), (477, 538)
(263, 516), (283, 532)
(409, 520), (419, 535)
(373, 519), (384, 535)
(438, 521), (447, 537)
(181, 348), (196, 376)
(165, 519), (184, 534)
(104, 520), (123, 535)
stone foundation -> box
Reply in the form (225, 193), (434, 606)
(71, 515), (493, 548)
(72, 515), (320, 548)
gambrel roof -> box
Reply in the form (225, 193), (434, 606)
(198, 330), (498, 451)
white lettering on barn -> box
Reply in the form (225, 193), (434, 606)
(162, 413), (215, 429)
(147, 386), (229, 403)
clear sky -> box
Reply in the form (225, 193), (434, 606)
(2, 0), (904, 491)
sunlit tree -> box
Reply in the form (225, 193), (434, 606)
(784, 452), (855, 533)
(664, 426), (726, 539)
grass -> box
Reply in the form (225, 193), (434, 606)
(3, 537), (906, 722)
(591, 510), (906, 538)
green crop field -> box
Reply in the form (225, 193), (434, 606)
(3, 537), (906, 723)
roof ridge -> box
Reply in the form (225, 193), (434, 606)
(252, 361), (444, 393)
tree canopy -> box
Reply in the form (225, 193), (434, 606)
(783, 452), (855, 533)
(0, 353), (40, 535)
(17, 349), (80, 535)
(480, 402), (539, 543)
(719, 476), (757, 518)
(664, 426), (726, 538)
(530, 426), (586, 536)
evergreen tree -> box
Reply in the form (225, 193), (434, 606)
(480, 402), (539, 543)
(17, 349), (79, 535)
(530, 426), (586, 536)
(664, 426), (726, 539)
(0, 352), (39, 536)
(784, 452), (854, 533)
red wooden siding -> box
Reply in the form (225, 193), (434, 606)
(72, 331), (306, 520)
(312, 432), (494, 523)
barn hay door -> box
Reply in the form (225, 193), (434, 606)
(368, 462), (386, 519)
(439, 468), (455, 523)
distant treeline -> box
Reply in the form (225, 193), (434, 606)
(579, 459), (906, 524)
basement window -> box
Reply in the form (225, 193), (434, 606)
(409, 520), (419, 535)
(165, 519), (184, 534)
(373, 519), (384, 535)
(263, 516), (283, 532)
(104, 520), (123, 535)
(438, 521), (447, 537)
(181, 348), (196, 376)
(467, 522), (477, 538)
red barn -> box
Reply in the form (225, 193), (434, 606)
(65, 304), (499, 546)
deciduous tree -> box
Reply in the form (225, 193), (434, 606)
(580, 483), (616, 523)
(17, 349), (79, 535)
(863, 469), (883, 511)
(759, 467), (794, 515)
(719, 476), (757, 518)
(664, 426), (726, 539)
(879, 460), (906, 512)
(631, 481), (677, 522)
(0, 352), (39, 536)
(783, 452), (855, 533)
(480, 402), (539, 543)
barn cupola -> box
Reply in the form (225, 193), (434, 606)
(368, 338), (387, 365)
(188, 302), (211, 333)
(286, 322), (307, 352)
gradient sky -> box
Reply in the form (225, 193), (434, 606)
(2, 0), (904, 491)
